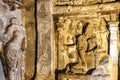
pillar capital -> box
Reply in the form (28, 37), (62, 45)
(108, 22), (119, 27)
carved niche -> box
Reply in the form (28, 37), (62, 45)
(54, 16), (109, 75)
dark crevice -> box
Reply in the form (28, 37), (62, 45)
(116, 0), (120, 1)
(32, 0), (38, 80)
(118, 13), (120, 80)
(107, 24), (110, 56)
(55, 69), (66, 80)
(86, 68), (95, 75)
(86, 45), (97, 53)
(82, 22), (89, 35)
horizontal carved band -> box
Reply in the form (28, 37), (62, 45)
(53, 2), (120, 15)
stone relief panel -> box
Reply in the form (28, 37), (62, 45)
(36, 0), (54, 80)
(0, 0), (27, 80)
(54, 16), (110, 76)
(3, 18), (27, 80)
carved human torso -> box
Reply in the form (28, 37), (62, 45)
(0, 18), (26, 80)
(5, 24), (26, 50)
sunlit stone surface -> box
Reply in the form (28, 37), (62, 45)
(0, 0), (120, 80)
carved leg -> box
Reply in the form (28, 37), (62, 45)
(78, 50), (86, 66)
(78, 50), (87, 73)
(6, 50), (25, 80)
(19, 53), (25, 80)
(17, 54), (25, 80)
(65, 64), (71, 73)
(7, 58), (17, 80)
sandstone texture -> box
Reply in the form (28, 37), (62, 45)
(22, 0), (36, 79)
(0, 0), (120, 80)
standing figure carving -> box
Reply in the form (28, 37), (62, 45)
(1, 18), (27, 80)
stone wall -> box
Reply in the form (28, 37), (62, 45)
(0, 0), (120, 80)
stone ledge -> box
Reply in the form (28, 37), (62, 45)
(55, 0), (116, 6)
(58, 74), (110, 80)
(53, 2), (120, 15)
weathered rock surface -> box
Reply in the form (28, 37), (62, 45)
(52, 0), (119, 80)
(55, 17), (109, 74)
(0, 0), (119, 80)
(0, 0), (27, 80)
(36, 0), (54, 80)
(22, 0), (36, 79)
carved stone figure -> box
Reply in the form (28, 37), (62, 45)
(57, 18), (79, 71)
(0, 18), (27, 80)
(57, 18), (73, 70)
(93, 18), (109, 67)
(94, 18), (109, 53)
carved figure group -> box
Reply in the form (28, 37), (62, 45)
(56, 17), (109, 74)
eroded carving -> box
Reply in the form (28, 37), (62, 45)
(55, 17), (109, 74)
(0, 18), (27, 80)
